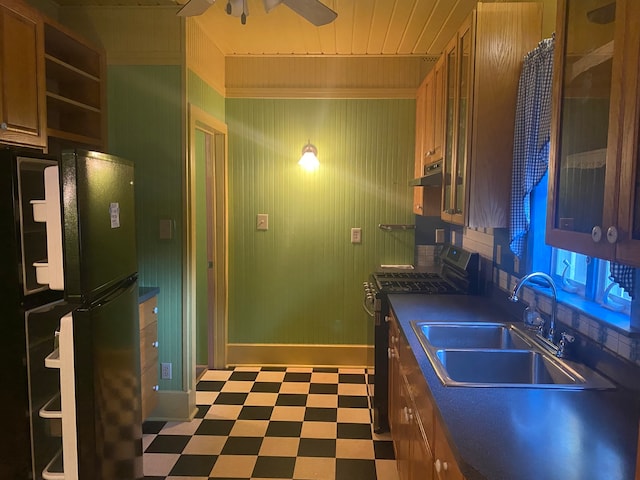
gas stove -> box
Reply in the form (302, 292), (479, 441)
(363, 244), (480, 433)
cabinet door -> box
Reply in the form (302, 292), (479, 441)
(546, 0), (621, 258)
(442, 15), (473, 225)
(442, 35), (458, 222)
(433, 56), (445, 165)
(414, 65), (444, 217)
(410, 412), (434, 480)
(434, 419), (465, 480)
(414, 78), (428, 215)
(0, 1), (46, 148)
(614, 0), (640, 266)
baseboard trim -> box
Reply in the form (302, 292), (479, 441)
(145, 389), (198, 422)
(226, 343), (374, 368)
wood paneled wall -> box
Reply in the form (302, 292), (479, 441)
(226, 97), (415, 346)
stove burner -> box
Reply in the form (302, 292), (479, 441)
(376, 278), (458, 294)
(377, 272), (442, 280)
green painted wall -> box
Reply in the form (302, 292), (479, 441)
(226, 98), (415, 345)
(188, 69), (226, 122)
(107, 65), (184, 390)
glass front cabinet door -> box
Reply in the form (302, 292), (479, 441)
(547, 0), (640, 266)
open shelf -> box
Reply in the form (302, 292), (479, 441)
(43, 18), (105, 152)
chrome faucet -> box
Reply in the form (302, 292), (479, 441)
(509, 272), (557, 343)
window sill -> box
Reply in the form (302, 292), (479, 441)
(551, 288), (640, 338)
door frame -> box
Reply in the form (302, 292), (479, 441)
(185, 104), (228, 380)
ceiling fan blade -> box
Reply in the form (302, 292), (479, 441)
(263, 0), (283, 13)
(227, 0), (248, 17)
(176, 0), (215, 17)
(282, 0), (337, 26)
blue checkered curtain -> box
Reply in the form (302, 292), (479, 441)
(509, 36), (555, 257)
(610, 263), (635, 299)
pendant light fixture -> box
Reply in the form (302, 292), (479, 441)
(298, 141), (319, 171)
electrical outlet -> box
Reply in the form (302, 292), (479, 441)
(161, 362), (172, 380)
(351, 227), (362, 244)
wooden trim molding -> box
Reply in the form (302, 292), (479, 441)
(146, 389), (198, 422)
(226, 343), (374, 368)
(225, 87), (417, 99)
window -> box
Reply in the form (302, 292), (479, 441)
(527, 171), (631, 319)
(598, 261), (632, 314)
(551, 248), (588, 295)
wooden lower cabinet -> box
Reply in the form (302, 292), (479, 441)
(434, 420), (465, 480)
(139, 293), (159, 420)
(388, 312), (465, 480)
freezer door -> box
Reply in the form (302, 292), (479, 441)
(61, 150), (137, 303)
(71, 278), (143, 480)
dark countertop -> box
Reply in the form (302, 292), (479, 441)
(138, 286), (159, 303)
(388, 294), (640, 480)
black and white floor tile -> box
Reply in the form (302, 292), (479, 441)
(142, 366), (398, 480)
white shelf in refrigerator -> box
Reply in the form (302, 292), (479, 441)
(39, 393), (62, 419)
(42, 449), (65, 480)
(30, 199), (47, 222)
(31, 166), (64, 291)
(44, 348), (61, 369)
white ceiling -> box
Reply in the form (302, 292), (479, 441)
(51, 0), (479, 57)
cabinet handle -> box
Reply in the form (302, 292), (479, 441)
(424, 149), (436, 157)
(416, 204), (423, 210)
(384, 315), (391, 323)
(606, 226), (618, 244)
(152, 385), (159, 391)
(0, 122), (7, 130)
(153, 306), (159, 315)
(152, 341), (159, 348)
(591, 225), (602, 243)
(435, 459), (449, 474)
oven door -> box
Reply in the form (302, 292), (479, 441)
(373, 294), (389, 433)
(362, 281), (389, 433)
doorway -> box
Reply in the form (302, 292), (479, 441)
(187, 104), (228, 381)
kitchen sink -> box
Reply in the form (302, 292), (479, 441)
(411, 321), (616, 390)
(414, 322), (532, 350)
(434, 349), (579, 386)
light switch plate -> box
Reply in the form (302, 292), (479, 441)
(257, 214), (268, 231)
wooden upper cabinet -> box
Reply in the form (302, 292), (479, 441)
(43, 18), (106, 154)
(441, 3), (542, 227)
(413, 56), (445, 217)
(0, 0), (46, 149)
(547, 0), (640, 266)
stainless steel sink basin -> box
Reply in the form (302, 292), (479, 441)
(414, 322), (532, 350)
(434, 349), (579, 386)
(410, 321), (615, 390)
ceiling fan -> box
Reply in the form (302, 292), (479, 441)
(176, 0), (337, 26)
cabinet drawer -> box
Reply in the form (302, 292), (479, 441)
(141, 363), (158, 420)
(139, 296), (158, 330)
(140, 322), (158, 372)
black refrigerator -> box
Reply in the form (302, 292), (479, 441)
(1, 148), (143, 480)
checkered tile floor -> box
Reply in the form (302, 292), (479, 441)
(142, 367), (398, 480)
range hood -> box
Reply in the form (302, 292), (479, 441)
(409, 160), (442, 187)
